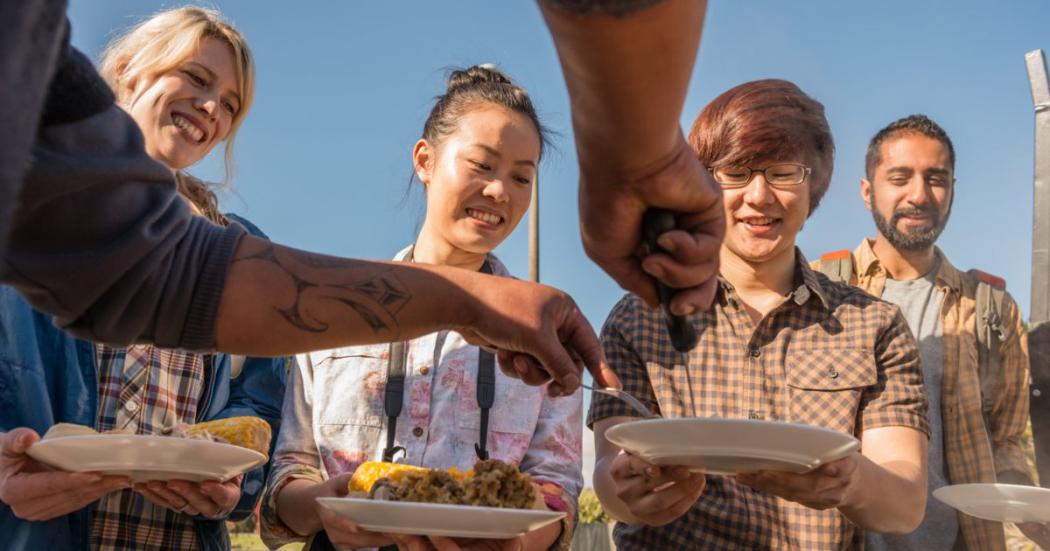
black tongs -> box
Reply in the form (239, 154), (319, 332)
(643, 210), (699, 353)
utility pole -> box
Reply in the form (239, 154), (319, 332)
(528, 173), (539, 282)
(1025, 48), (1050, 486)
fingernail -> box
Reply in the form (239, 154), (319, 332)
(514, 356), (529, 376)
(658, 235), (677, 253)
(643, 262), (665, 279)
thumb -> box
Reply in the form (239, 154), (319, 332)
(1, 428), (39, 456)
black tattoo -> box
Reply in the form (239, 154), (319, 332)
(236, 243), (412, 336)
(541, 0), (666, 17)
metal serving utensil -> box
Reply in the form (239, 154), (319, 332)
(581, 384), (659, 419)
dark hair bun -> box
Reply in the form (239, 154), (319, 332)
(447, 64), (512, 93)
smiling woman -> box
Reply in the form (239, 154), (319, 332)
(100, 6), (255, 218)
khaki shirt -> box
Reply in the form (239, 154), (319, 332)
(821, 239), (1032, 551)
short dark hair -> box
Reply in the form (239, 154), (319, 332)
(865, 114), (955, 180)
(687, 79), (835, 215)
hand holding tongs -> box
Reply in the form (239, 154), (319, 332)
(642, 210), (699, 353)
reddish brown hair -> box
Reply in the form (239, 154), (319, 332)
(687, 79), (834, 215)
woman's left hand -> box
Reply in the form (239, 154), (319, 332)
(134, 474), (243, 518)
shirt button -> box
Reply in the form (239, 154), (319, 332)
(123, 401), (140, 413)
(748, 345), (761, 358)
(419, 366), (430, 375)
(412, 427), (424, 437)
(828, 369), (839, 379)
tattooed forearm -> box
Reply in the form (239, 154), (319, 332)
(541, 0), (666, 17)
(234, 242), (412, 337)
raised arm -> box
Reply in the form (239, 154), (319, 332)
(541, 0), (725, 315)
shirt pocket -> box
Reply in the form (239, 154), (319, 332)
(785, 349), (877, 435)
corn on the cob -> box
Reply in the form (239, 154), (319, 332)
(185, 416), (272, 457)
(348, 461), (431, 493)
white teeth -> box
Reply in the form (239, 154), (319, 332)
(172, 114), (204, 143)
(741, 217), (776, 225)
(467, 208), (502, 225)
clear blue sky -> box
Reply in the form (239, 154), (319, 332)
(69, 1), (1049, 330)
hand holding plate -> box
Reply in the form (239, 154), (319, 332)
(609, 450), (706, 526)
(736, 454), (860, 510)
(316, 473), (398, 548)
(0, 427), (130, 521)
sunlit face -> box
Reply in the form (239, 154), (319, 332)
(862, 133), (954, 251)
(123, 37), (242, 170)
(414, 104), (540, 255)
(720, 158), (812, 265)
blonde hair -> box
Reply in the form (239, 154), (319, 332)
(100, 6), (254, 209)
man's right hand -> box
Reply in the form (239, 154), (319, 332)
(608, 450), (706, 527)
(0, 428), (130, 521)
(457, 274), (618, 395)
(580, 135), (724, 317)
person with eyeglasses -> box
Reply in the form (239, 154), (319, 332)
(588, 80), (931, 549)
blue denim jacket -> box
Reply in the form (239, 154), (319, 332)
(0, 215), (286, 551)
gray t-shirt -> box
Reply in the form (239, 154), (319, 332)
(867, 265), (959, 550)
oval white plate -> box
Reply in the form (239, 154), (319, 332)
(27, 434), (266, 483)
(934, 483), (1050, 523)
(316, 497), (565, 539)
(605, 417), (859, 475)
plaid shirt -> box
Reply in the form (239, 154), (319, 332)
(91, 344), (209, 551)
(838, 239), (1032, 551)
(588, 251), (929, 551)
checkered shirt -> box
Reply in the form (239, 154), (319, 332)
(842, 239), (1032, 551)
(588, 251), (930, 551)
(91, 344), (209, 551)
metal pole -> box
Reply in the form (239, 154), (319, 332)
(528, 173), (539, 282)
(1025, 48), (1050, 486)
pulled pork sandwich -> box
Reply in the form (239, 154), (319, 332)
(349, 459), (544, 509)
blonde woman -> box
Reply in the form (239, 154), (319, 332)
(0, 7), (284, 551)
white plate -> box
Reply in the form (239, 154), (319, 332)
(316, 497), (565, 539)
(27, 434), (266, 483)
(605, 417), (859, 475)
(933, 484), (1050, 523)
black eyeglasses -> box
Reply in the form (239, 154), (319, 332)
(711, 163), (811, 188)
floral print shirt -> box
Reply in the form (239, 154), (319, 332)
(260, 251), (582, 550)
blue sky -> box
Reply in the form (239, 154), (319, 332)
(68, 1), (1050, 332)
(70, 0), (1049, 487)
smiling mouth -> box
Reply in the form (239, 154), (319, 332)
(466, 208), (504, 226)
(738, 216), (779, 227)
(172, 113), (206, 144)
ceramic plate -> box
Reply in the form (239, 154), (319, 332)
(27, 434), (266, 483)
(933, 483), (1050, 523)
(604, 417), (859, 475)
(316, 497), (565, 539)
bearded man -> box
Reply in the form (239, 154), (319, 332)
(818, 114), (1046, 550)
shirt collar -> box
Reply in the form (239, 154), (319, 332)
(716, 248), (831, 310)
(854, 238), (963, 293)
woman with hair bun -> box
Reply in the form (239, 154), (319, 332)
(261, 65), (582, 551)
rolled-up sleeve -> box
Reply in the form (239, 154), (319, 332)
(519, 388), (583, 551)
(260, 354), (325, 548)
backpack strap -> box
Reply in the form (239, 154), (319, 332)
(970, 269), (1008, 423)
(817, 250), (854, 284)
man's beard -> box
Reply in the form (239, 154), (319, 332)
(870, 192), (950, 251)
